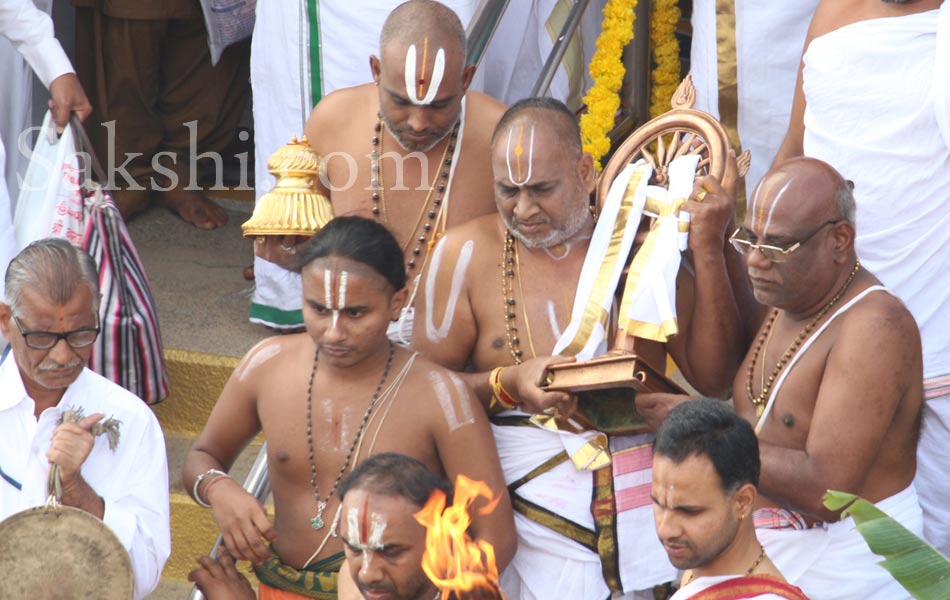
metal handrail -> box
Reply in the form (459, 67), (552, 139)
(186, 443), (271, 600)
(466, 0), (512, 67)
(531, 0), (592, 98)
(530, 0), (653, 157)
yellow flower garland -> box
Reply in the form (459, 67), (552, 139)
(579, 0), (682, 169)
(580, 0), (637, 171)
(649, 0), (681, 118)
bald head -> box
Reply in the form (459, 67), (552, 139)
(379, 1), (467, 59)
(492, 97), (583, 161)
(749, 157), (855, 237)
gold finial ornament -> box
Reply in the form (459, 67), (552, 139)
(241, 136), (333, 237)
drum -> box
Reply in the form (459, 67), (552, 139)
(0, 501), (134, 599)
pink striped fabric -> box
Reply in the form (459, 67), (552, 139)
(612, 442), (654, 513)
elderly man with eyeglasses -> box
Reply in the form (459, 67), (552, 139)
(0, 238), (170, 600)
(715, 156), (923, 600)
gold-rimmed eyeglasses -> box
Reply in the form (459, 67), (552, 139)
(728, 220), (842, 263)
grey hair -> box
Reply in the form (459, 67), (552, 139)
(379, 0), (467, 60)
(835, 179), (856, 226)
(5, 238), (100, 314)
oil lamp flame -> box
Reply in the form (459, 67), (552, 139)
(414, 475), (504, 600)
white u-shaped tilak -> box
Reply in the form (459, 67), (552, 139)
(425, 239), (473, 342)
(505, 126), (535, 186)
(404, 44), (446, 105)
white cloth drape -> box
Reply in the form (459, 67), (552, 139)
(758, 486), (921, 600)
(689, 0), (819, 192)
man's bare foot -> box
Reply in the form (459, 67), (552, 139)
(153, 188), (229, 230)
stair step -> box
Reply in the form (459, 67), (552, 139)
(146, 579), (193, 599)
(154, 349), (240, 437)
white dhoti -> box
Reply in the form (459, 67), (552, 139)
(689, 0), (819, 191)
(492, 420), (676, 600)
(801, 5), (950, 555)
(915, 380), (950, 556)
(758, 486), (922, 600)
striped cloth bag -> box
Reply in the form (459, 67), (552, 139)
(81, 185), (168, 404)
(73, 117), (168, 404)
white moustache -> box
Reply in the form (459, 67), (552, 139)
(39, 361), (83, 372)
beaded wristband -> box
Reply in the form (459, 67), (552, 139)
(489, 366), (519, 410)
(193, 468), (229, 508)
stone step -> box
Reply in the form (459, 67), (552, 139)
(147, 579), (193, 599)
(154, 349), (240, 438)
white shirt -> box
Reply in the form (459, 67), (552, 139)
(0, 355), (171, 600)
(0, 0), (73, 87)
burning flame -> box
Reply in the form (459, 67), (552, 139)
(414, 475), (503, 600)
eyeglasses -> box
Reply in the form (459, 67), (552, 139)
(728, 220), (842, 263)
(12, 314), (100, 350)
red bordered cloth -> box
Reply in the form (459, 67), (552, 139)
(685, 574), (810, 600)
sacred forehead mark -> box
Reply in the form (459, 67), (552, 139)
(505, 125), (535, 186)
(754, 179), (793, 237)
(404, 37), (446, 106)
(323, 269), (348, 329)
(345, 504), (387, 551)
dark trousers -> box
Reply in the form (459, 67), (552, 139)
(74, 7), (250, 212)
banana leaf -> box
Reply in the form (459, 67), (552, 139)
(823, 490), (950, 600)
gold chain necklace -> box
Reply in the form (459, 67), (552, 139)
(684, 544), (766, 586)
(305, 344), (394, 529)
(747, 260), (861, 417)
(371, 117), (458, 272)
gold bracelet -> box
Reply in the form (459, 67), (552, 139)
(489, 366), (519, 410)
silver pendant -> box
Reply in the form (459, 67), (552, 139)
(310, 501), (328, 530)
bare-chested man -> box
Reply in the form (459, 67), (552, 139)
(189, 453), (452, 600)
(730, 157), (923, 600)
(413, 98), (748, 600)
(774, 0), (950, 557)
(185, 217), (514, 599)
(253, 0), (506, 338)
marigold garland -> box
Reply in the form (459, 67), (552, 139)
(649, 0), (682, 118)
(580, 0), (637, 172)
